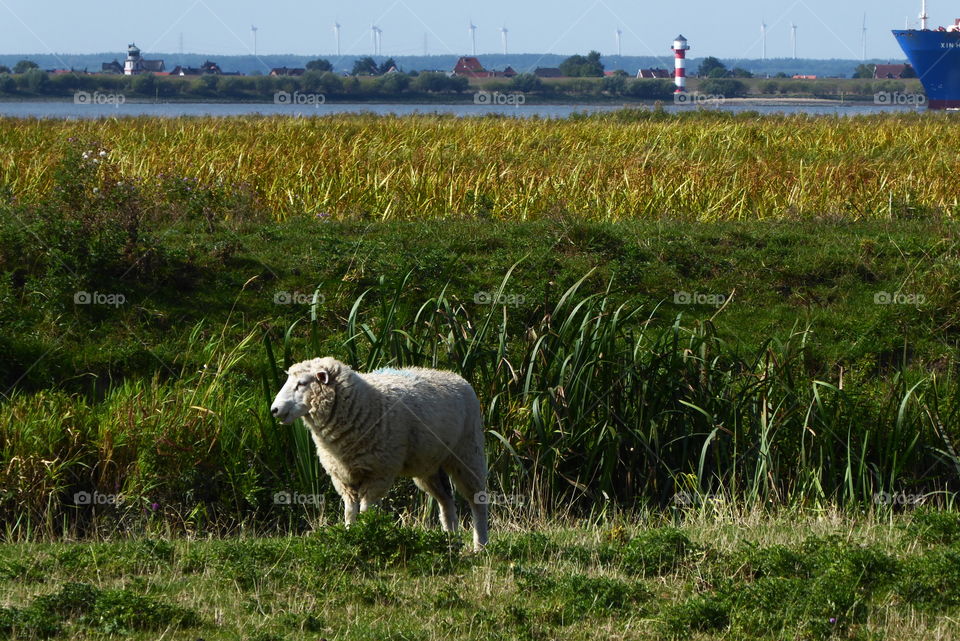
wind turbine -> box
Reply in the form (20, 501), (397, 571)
(760, 20), (767, 61)
(251, 25), (258, 56)
(791, 23), (797, 59)
(920, 0), (929, 30)
(371, 25), (382, 56)
(334, 22), (341, 57)
(469, 21), (477, 56)
(861, 13), (868, 61)
(615, 28), (623, 57)
(501, 25), (508, 55)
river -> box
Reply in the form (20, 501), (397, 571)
(0, 100), (930, 119)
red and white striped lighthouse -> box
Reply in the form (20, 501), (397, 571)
(672, 34), (690, 93)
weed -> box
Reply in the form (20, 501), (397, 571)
(906, 507), (960, 544)
(85, 587), (201, 634)
(622, 528), (693, 576)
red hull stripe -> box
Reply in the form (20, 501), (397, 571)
(928, 99), (960, 110)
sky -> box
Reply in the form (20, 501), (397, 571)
(0, 1), (939, 61)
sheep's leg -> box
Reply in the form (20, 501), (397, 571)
(358, 477), (393, 513)
(445, 460), (489, 551)
(332, 477), (361, 526)
(343, 494), (360, 526)
(414, 469), (458, 532)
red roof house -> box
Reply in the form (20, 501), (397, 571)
(453, 57), (518, 78)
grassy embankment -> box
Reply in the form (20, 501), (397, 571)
(3, 510), (960, 640)
(1, 111), (960, 638)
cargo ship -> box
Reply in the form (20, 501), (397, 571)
(893, 7), (960, 110)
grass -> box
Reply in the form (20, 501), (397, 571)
(0, 111), (959, 221)
(1, 509), (960, 640)
(3, 109), (960, 639)
(2, 124), (960, 536)
(4, 208), (960, 537)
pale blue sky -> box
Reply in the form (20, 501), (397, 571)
(0, 1), (938, 59)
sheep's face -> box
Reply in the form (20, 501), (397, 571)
(270, 358), (338, 424)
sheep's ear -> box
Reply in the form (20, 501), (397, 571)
(316, 370), (331, 385)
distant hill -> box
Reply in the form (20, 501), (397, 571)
(0, 52), (905, 79)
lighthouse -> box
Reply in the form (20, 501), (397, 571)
(123, 44), (141, 76)
(672, 35), (690, 93)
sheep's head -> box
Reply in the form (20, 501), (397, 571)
(270, 357), (343, 425)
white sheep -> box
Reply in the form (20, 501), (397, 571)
(270, 357), (489, 550)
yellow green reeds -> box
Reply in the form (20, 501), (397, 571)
(1, 111), (958, 221)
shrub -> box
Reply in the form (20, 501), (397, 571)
(699, 78), (748, 97)
(509, 73), (543, 93)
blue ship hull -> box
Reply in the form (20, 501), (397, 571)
(893, 29), (960, 109)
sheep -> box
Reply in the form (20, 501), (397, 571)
(270, 357), (489, 550)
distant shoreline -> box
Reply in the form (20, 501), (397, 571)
(0, 96), (893, 107)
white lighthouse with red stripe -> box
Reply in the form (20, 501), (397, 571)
(672, 34), (690, 93)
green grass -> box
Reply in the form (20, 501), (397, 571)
(1, 113), (960, 537)
(2, 112), (960, 221)
(1, 510), (960, 640)
(4, 110), (960, 640)
(4, 129), (960, 536)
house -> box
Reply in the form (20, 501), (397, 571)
(873, 64), (913, 79)
(123, 43), (164, 75)
(453, 56), (485, 76)
(636, 68), (671, 79)
(101, 59), (123, 74)
(792, 75), (817, 80)
(169, 61), (223, 76)
(533, 67), (563, 78)
(270, 67), (305, 77)
(452, 57), (517, 78)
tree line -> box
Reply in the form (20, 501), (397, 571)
(0, 67), (676, 101)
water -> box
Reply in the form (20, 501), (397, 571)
(0, 100), (928, 119)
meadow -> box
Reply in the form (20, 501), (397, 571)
(2, 111), (960, 639)
(2, 510), (960, 640)
(0, 110), (958, 221)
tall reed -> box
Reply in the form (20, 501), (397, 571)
(1, 112), (959, 222)
(265, 270), (960, 513)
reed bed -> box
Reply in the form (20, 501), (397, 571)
(1, 111), (959, 221)
(3, 272), (959, 540)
